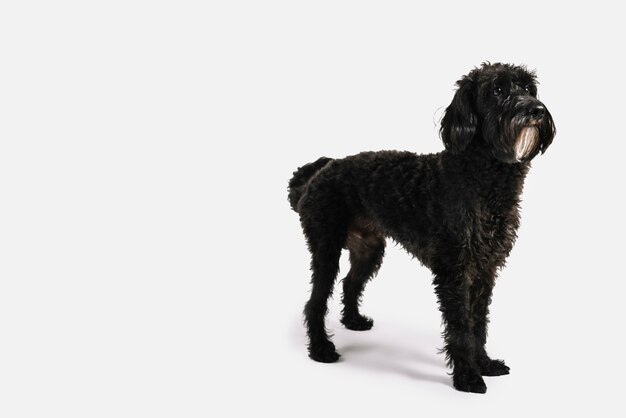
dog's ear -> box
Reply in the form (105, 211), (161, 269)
(440, 77), (477, 153)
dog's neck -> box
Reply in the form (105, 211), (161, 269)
(460, 137), (529, 170)
(443, 136), (530, 193)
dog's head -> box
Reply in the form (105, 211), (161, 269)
(440, 63), (556, 163)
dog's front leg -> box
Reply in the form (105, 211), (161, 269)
(470, 274), (510, 376)
(433, 268), (487, 393)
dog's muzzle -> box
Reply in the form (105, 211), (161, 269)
(512, 98), (548, 161)
(515, 127), (539, 161)
(528, 104), (545, 121)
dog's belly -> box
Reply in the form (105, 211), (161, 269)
(355, 203), (519, 273)
(347, 211), (437, 269)
(344, 216), (385, 250)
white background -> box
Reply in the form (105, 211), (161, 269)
(1, 1), (625, 416)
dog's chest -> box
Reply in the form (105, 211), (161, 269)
(465, 187), (521, 265)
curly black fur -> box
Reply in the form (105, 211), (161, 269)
(288, 63), (556, 393)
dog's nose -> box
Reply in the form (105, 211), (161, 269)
(529, 104), (545, 119)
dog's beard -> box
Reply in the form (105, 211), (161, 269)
(514, 127), (539, 161)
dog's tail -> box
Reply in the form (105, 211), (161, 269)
(288, 157), (333, 213)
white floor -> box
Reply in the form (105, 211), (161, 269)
(227, 243), (624, 418)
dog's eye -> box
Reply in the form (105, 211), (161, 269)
(493, 87), (503, 96)
(524, 85), (531, 92)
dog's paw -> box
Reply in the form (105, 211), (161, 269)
(453, 368), (487, 394)
(480, 359), (510, 376)
(341, 314), (374, 331)
(309, 342), (341, 363)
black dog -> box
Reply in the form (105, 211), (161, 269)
(288, 63), (555, 393)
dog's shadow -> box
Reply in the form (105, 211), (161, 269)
(292, 319), (452, 388)
(338, 340), (451, 387)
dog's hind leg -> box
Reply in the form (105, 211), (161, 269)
(301, 210), (347, 363)
(341, 221), (385, 331)
(433, 265), (487, 394)
(303, 239), (343, 362)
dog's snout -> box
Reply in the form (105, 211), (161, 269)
(528, 104), (545, 119)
